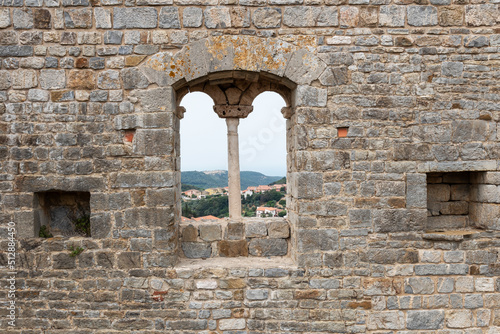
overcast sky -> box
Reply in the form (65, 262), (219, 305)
(180, 92), (287, 177)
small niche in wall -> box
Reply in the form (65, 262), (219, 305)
(427, 171), (500, 232)
(34, 191), (91, 238)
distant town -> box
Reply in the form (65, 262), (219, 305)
(181, 183), (287, 220)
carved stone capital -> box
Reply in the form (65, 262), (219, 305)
(281, 107), (293, 119)
(213, 105), (253, 118)
(175, 106), (186, 119)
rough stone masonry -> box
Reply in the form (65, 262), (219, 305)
(1, 0), (500, 333)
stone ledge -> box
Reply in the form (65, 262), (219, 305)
(177, 256), (296, 270)
(422, 229), (483, 241)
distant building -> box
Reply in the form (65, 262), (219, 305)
(256, 207), (280, 217)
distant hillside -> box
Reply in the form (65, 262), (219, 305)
(181, 170), (283, 190)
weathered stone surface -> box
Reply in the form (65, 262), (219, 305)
(113, 8), (157, 29)
(64, 9), (92, 29)
(0, 9), (11, 29)
(158, 7), (180, 29)
(252, 8), (281, 29)
(204, 7), (230, 29)
(13, 9), (34, 30)
(183, 7), (203, 28)
(33, 9), (51, 29)
(121, 68), (149, 89)
(249, 238), (287, 257)
(267, 220), (289, 238)
(367, 311), (405, 330)
(199, 224), (221, 241)
(40, 69), (65, 89)
(97, 70), (121, 89)
(465, 5), (498, 27)
(95, 8), (111, 29)
(218, 240), (248, 257)
(68, 69), (95, 90)
(379, 5), (405, 27)
(438, 6), (464, 26)
(407, 310), (444, 329)
(407, 6), (438, 26)
(319, 67), (348, 86)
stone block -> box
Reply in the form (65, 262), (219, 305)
(0, 9), (11, 29)
(438, 6), (464, 26)
(246, 289), (268, 300)
(465, 4), (498, 26)
(183, 7), (203, 28)
(121, 68), (149, 90)
(52, 252), (76, 269)
(230, 7), (250, 28)
(218, 240), (248, 257)
(104, 31), (123, 45)
(64, 9), (92, 29)
(267, 220), (289, 238)
(297, 229), (338, 252)
(427, 215), (468, 230)
(406, 310), (444, 330)
(95, 8), (111, 29)
(339, 6), (359, 28)
(407, 6), (438, 26)
(90, 212), (111, 239)
(111, 172), (175, 188)
(226, 222), (244, 240)
(113, 8), (157, 29)
(427, 184), (450, 202)
(219, 319), (245, 330)
(248, 238), (287, 257)
(132, 87), (174, 112)
(159, 7), (180, 29)
(285, 49), (326, 85)
(40, 69), (66, 90)
(283, 6), (320, 28)
(133, 129), (173, 156)
(12, 70), (38, 89)
(204, 7), (231, 29)
(13, 9), (34, 30)
(181, 225), (198, 242)
(182, 242), (212, 258)
(252, 8), (281, 29)
(367, 311), (405, 330)
(199, 224), (221, 241)
(442, 61), (463, 77)
(154, 227), (176, 252)
(294, 85), (327, 107)
(446, 309), (472, 328)
(379, 6), (405, 27)
(405, 277), (434, 294)
(245, 222), (267, 238)
(293, 172), (323, 199)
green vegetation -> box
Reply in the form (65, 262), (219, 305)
(181, 171), (283, 190)
(269, 176), (286, 185)
(181, 183), (204, 192)
(39, 225), (53, 238)
(74, 215), (91, 237)
(278, 210), (287, 217)
(69, 245), (84, 257)
(182, 195), (229, 218)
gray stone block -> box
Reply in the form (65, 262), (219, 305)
(405, 277), (434, 294)
(267, 220), (289, 238)
(442, 62), (464, 77)
(285, 49), (326, 85)
(159, 7), (180, 29)
(94, 8), (111, 29)
(183, 7), (203, 28)
(379, 5), (405, 27)
(117, 252), (141, 269)
(245, 222), (267, 238)
(104, 31), (122, 45)
(113, 8), (157, 29)
(0, 9), (11, 28)
(297, 229), (338, 252)
(252, 8), (281, 29)
(13, 9), (34, 29)
(133, 129), (174, 156)
(121, 68), (149, 90)
(294, 85), (327, 107)
(465, 4), (498, 26)
(248, 238), (287, 257)
(204, 7), (231, 29)
(40, 69), (65, 89)
(182, 242), (212, 259)
(407, 6), (438, 26)
(406, 310), (444, 330)
(199, 224), (221, 241)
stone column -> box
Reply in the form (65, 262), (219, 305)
(214, 105), (253, 219)
(226, 118), (241, 219)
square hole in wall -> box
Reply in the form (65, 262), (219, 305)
(427, 171), (499, 231)
(34, 191), (91, 237)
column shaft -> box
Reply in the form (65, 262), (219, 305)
(226, 118), (242, 219)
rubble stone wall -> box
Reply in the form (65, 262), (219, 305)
(1, 0), (500, 333)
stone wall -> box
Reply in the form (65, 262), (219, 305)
(1, 0), (500, 333)
(181, 218), (290, 258)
